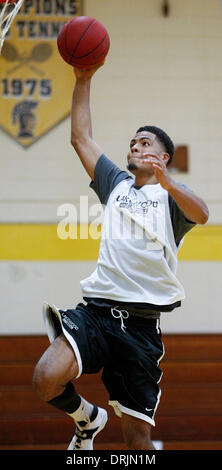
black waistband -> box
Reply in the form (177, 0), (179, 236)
(84, 297), (181, 313)
(85, 299), (160, 320)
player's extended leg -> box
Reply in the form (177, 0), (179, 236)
(32, 333), (107, 450)
(121, 413), (156, 450)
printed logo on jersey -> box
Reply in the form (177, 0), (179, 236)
(0, 0), (83, 147)
(116, 194), (159, 214)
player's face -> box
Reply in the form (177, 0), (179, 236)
(127, 131), (164, 174)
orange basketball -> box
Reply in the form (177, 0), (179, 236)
(57, 16), (110, 69)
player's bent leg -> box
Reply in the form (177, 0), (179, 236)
(32, 333), (108, 450)
(121, 413), (156, 450)
(32, 333), (78, 402)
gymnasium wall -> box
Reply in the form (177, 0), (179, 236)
(0, 0), (222, 334)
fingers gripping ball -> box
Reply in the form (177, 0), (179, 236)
(57, 16), (110, 69)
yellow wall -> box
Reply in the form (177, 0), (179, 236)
(1, 224), (222, 261)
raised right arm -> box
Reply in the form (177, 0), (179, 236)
(71, 66), (104, 180)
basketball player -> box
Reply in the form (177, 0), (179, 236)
(32, 63), (209, 450)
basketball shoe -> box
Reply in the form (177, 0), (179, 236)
(67, 405), (108, 450)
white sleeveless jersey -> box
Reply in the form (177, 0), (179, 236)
(80, 161), (190, 307)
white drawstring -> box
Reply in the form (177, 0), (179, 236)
(111, 306), (129, 332)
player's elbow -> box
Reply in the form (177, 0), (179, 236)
(71, 138), (78, 152)
(71, 133), (79, 149)
(71, 129), (90, 147)
(71, 134), (83, 153)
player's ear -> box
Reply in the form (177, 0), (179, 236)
(162, 152), (170, 165)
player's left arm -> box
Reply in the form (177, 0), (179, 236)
(147, 155), (209, 224)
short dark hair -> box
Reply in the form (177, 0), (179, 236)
(136, 125), (174, 165)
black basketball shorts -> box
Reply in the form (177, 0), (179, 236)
(43, 301), (165, 426)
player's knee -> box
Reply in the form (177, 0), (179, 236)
(33, 334), (79, 402)
(32, 357), (57, 402)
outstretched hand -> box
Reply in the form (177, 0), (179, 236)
(73, 61), (105, 80)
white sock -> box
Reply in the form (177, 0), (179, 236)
(67, 396), (94, 425)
